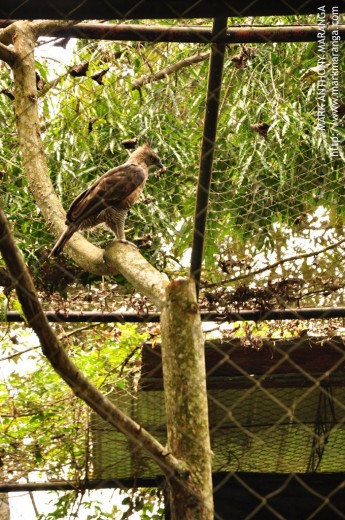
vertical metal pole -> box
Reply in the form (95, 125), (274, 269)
(190, 17), (227, 295)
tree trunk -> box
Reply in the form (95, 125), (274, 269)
(1, 19), (214, 517)
(0, 493), (10, 520)
(160, 278), (213, 519)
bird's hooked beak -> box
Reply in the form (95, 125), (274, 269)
(152, 158), (166, 178)
(158, 160), (167, 173)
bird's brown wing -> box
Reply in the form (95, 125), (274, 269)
(66, 164), (146, 224)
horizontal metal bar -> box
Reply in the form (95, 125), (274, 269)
(0, 477), (162, 492)
(4, 311), (160, 323)
(1, 22), (344, 43)
(213, 307), (345, 321)
(0, 1), (343, 20)
(32, 24), (345, 43)
(1, 470), (345, 493)
(4, 307), (345, 323)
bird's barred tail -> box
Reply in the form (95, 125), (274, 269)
(49, 225), (77, 257)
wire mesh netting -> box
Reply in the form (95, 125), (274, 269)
(0, 19), (343, 303)
(91, 336), (345, 517)
(92, 351), (345, 477)
(0, 2), (345, 519)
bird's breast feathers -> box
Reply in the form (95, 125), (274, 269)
(66, 164), (147, 223)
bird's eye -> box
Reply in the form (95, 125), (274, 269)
(149, 155), (155, 163)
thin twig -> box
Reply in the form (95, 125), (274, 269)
(38, 72), (68, 97)
(0, 345), (40, 362)
(205, 237), (345, 288)
(26, 477), (40, 517)
(59, 323), (98, 339)
(132, 51), (210, 90)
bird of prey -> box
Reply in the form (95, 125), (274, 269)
(50, 143), (164, 257)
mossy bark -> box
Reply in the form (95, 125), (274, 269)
(160, 278), (213, 519)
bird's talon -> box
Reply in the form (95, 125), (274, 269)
(115, 239), (138, 248)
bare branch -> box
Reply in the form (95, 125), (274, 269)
(0, 345), (40, 362)
(132, 51), (210, 90)
(59, 323), (98, 339)
(205, 237), (345, 288)
(0, 204), (187, 481)
(38, 72), (68, 97)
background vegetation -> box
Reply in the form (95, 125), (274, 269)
(0, 15), (344, 518)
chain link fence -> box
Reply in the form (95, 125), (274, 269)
(0, 2), (344, 518)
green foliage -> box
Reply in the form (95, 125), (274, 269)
(35, 488), (164, 520)
(37, 493), (125, 520)
(0, 17), (344, 518)
(2, 25), (343, 283)
(208, 42), (343, 247)
(0, 322), (148, 481)
(120, 488), (165, 519)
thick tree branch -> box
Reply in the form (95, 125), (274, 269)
(10, 20), (107, 274)
(31, 19), (78, 37)
(132, 51), (210, 90)
(0, 22), (15, 45)
(104, 242), (169, 309)
(9, 19), (167, 305)
(0, 204), (186, 481)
